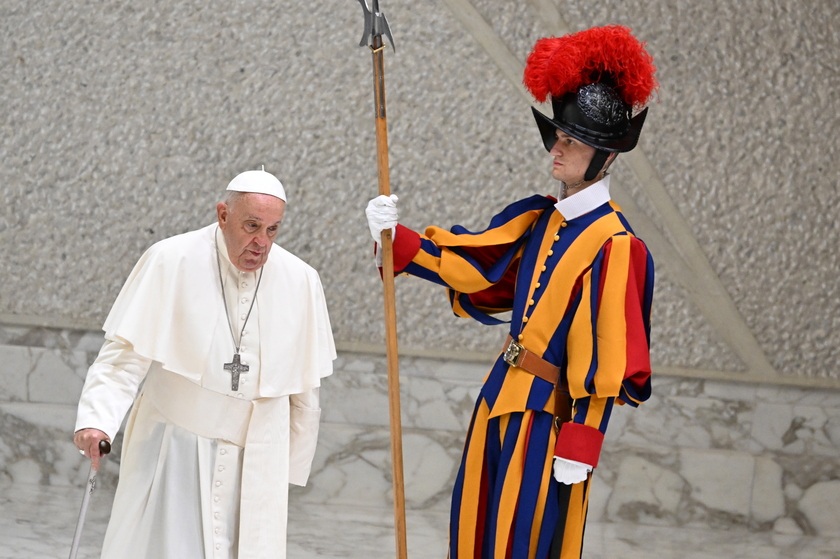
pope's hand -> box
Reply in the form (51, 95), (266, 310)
(74, 428), (110, 472)
(552, 456), (593, 485)
(365, 194), (399, 243)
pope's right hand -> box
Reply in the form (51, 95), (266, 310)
(365, 194), (399, 243)
(74, 428), (110, 472)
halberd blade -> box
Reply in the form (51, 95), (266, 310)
(358, 0), (395, 51)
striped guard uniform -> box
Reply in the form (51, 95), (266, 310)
(389, 178), (654, 559)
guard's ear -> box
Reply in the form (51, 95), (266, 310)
(605, 152), (618, 169)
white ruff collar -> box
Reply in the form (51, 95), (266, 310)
(554, 175), (612, 220)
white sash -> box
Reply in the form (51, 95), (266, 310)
(144, 368), (290, 559)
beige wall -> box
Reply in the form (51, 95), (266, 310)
(1, 0), (838, 387)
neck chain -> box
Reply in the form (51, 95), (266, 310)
(561, 179), (584, 199)
(215, 227), (264, 390)
(562, 171), (608, 199)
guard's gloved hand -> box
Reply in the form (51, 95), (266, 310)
(552, 456), (593, 485)
(366, 194), (399, 244)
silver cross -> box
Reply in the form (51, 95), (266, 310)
(224, 353), (249, 391)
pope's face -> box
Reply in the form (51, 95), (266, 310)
(549, 129), (597, 185)
(216, 193), (285, 272)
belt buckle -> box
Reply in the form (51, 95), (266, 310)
(503, 339), (524, 368)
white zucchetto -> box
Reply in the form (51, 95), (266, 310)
(226, 170), (287, 201)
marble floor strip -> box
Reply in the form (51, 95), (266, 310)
(2, 483), (840, 559)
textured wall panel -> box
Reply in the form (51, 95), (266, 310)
(1, 0), (838, 381)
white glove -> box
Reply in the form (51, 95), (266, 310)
(552, 457), (592, 485)
(366, 194), (399, 244)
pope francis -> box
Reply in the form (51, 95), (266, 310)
(73, 169), (336, 559)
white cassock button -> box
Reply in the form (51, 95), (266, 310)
(215, 513), (220, 519)
(240, 314), (247, 320)
(242, 330), (248, 337)
(215, 528), (221, 534)
(214, 496), (220, 502)
(242, 282), (249, 288)
(215, 481), (222, 487)
(215, 544), (221, 550)
(241, 297), (248, 304)
(220, 449), (227, 455)
(218, 465), (225, 472)
(237, 393), (244, 398)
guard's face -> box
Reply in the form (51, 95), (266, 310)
(549, 130), (597, 185)
(216, 193), (285, 272)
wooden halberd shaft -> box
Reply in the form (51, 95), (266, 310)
(362, 7), (408, 558)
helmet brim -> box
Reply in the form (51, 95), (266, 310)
(532, 106), (648, 153)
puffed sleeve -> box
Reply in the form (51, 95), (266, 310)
(389, 196), (555, 324)
(555, 233), (654, 467)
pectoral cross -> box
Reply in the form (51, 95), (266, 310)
(224, 353), (249, 391)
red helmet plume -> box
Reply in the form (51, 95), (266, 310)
(523, 25), (658, 109)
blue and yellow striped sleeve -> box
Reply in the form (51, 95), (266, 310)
(392, 196), (555, 323)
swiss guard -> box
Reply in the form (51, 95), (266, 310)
(365, 24), (658, 559)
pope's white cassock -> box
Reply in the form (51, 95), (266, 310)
(75, 221), (336, 559)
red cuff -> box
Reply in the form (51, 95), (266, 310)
(554, 422), (605, 468)
(391, 224), (422, 272)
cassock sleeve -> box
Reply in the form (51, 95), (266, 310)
(288, 387), (321, 486)
(75, 339), (153, 442)
(555, 234), (654, 468)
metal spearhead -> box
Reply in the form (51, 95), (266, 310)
(358, 0), (395, 51)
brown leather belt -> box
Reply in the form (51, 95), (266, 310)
(502, 335), (560, 385)
(502, 336), (571, 429)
